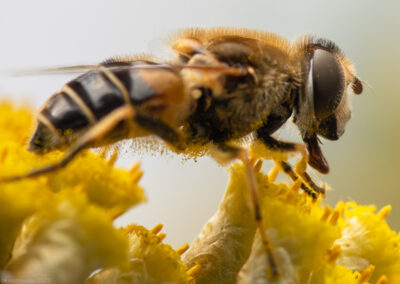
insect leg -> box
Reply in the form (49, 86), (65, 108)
(216, 143), (280, 279)
(2, 105), (136, 182)
(256, 135), (325, 196)
(279, 161), (323, 199)
(134, 113), (185, 150)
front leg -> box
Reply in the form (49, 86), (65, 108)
(256, 129), (325, 196)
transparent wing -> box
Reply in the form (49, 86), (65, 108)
(1, 63), (248, 77)
(3, 64), (103, 76)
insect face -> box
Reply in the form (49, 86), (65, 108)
(293, 37), (363, 172)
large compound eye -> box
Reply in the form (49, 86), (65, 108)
(311, 49), (345, 119)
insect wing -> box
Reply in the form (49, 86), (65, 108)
(2, 63), (247, 78)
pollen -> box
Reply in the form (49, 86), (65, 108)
(1, 101), (400, 283)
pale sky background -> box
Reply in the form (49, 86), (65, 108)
(0, 0), (399, 249)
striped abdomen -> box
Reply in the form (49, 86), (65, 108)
(29, 63), (186, 153)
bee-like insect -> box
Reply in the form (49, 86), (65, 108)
(3, 28), (363, 277)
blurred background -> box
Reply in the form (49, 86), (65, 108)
(0, 0), (399, 249)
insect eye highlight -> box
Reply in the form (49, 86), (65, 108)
(310, 49), (345, 119)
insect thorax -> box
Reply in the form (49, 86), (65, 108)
(183, 64), (297, 145)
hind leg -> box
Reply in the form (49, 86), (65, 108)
(216, 143), (280, 279)
(2, 103), (190, 183)
(2, 105), (137, 182)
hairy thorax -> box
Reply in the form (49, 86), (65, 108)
(178, 34), (299, 145)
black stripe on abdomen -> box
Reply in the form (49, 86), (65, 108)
(41, 92), (89, 132)
(68, 71), (127, 119)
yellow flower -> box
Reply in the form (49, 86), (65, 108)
(0, 102), (147, 282)
(1, 101), (399, 284)
(5, 191), (129, 284)
(0, 176), (49, 267)
(335, 203), (400, 283)
(185, 164), (399, 283)
(88, 224), (190, 283)
(0, 103), (145, 215)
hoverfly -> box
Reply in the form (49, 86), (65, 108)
(2, 28), (363, 277)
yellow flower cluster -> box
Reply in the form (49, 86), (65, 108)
(0, 102), (199, 283)
(0, 102), (399, 283)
